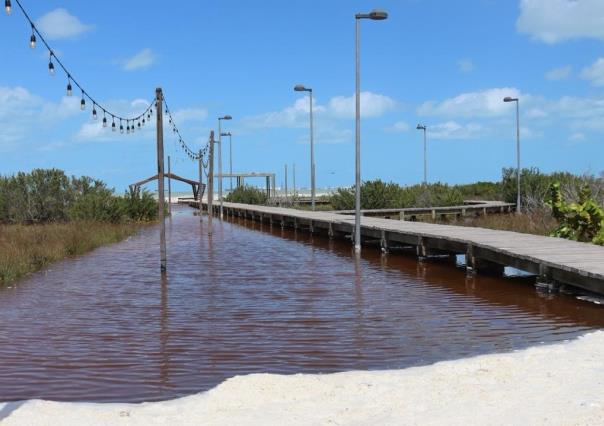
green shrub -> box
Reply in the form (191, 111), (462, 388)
(226, 185), (268, 205)
(548, 182), (604, 245)
(0, 169), (158, 224)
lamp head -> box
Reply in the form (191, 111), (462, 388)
(503, 97), (518, 102)
(416, 124), (426, 130)
(294, 84), (311, 92)
(220, 115), (232, 120)
(221, 132), (231, 137)
(369, 9), (388, 20)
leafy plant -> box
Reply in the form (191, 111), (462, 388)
(547, 182), (604, 245)
(225, 185), (268, 205)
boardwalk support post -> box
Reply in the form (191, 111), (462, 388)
(380, 230), (389, 254)
(536, 264), (560, 293)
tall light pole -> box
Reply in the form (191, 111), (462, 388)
(293, 84), (316, 211)
(218, 115), (232, 219)
(221, 132), (233, 192)
(416, 124), (427, 185)
(503, 96), (521, 213)
(354, 9), (388, 254)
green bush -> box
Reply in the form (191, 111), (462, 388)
(225, 185), (268, 205)
(548, 182), (604, 245)
(0, 169), (158, 224)
(329, 180), (465, 210)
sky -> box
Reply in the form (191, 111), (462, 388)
(1, 0), (604, 192)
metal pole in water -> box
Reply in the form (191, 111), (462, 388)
(155, 88), (167, 272)
(207, 131), (215, 235)
(168, 155), (172, 216)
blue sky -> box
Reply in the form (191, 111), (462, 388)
(1, 0), (604, 192)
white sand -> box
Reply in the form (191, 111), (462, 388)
(2, 331), (604, 425)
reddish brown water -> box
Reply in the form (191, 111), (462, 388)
(0, 206), (602, 403)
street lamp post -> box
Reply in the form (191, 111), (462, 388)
(293, 84), (316, 211)
(503, 96), (521, 213)
(354, 9), (388, 254)
(416, 124), (427, 185)
(221, 132), (232, 192)
(218, 115), (232, 219)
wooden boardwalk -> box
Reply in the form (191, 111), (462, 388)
(334, 200), (515, 220)
(190, 200), (604, 296)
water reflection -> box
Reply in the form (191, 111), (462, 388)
(0, 205), (602, 403)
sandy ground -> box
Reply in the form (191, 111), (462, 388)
(1, 331), (603, 425)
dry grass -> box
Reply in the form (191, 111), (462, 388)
(445, 210), (558, 236)
(0, 222), (139, 286)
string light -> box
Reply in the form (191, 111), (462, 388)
(48, 53), (54, 76)
(162, 95), (210, 162)
(29, 24), (35, 48)
(7, 0), (155, 136)
(120, 119), (124, 134)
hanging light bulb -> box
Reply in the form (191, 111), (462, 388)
(112, 117), (116, 132)
(137, 121), (141, 129)
(66, 78), (72, 97)
(92, 105), (97, 120)
(5, 0), (11, 15)
(48, 54), (55, 76)
(80, 91), (86, 110)
(142, 118), (146, 126)
(29, 26), (36, 49)
(120, 121), (124, 134)
(102, 113), (107, 128)
(126, 121), (130, 134)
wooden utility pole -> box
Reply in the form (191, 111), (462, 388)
(207, 131), (215, 235)
(167, 155), (172, 216)
(156, 88), (167, 272)
(198, 149), (203, 221)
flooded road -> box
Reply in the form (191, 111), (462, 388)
(0, 206), (602, 403)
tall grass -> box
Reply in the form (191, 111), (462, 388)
(0, 222), (139, 286)
(446, 210), (558, 236)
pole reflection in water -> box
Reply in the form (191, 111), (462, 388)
(0, 205), (602, 403)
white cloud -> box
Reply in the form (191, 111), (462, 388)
(428, 121), (485, 140)
(457, 59), (475, 73)
(36, 9), (92, 40)
(242, 96), (324, 128)
(387, 121), (410, 132)
(526, 108), (548, 119)
(418, 87), (522, 118)
(581, 58), (604, 86)
(517, 0), (604, 43)
(171, 108), (208, 124)
(570, 132), (585, 141)
(545, 65), (572, 81)
(297, 127), (353, 145)
(329, 92), (396, 119)
(122, 48), (157, 71)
